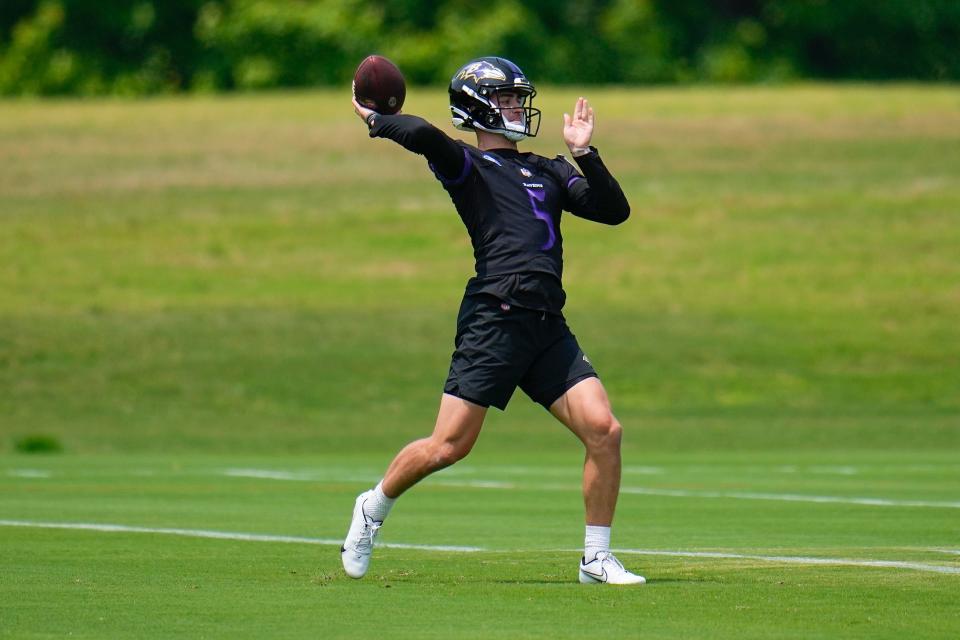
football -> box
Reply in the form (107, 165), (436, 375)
(353, 55), (406, 115)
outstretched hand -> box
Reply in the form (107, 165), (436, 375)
(352, 94), (376, 124)
(563, 97), (594, 152)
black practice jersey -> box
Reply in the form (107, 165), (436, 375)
(368, 113), (630, 313)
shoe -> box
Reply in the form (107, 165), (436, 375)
(579, 552), (646, 585)
(340, 491), (382, 579)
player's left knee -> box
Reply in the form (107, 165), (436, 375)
(586, 413), (622, 451)
(604, 417), (623, 449)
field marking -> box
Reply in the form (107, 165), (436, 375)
(223, 469), (513, 489)
(808, 466), (859, 475)
(224, 468), (381, 483)
(616, 486), (960, 509)
(6, 470), (52, 478)
(0, 520), (483, 552)
(431, 480), (515, 489)
(612, 549), (960, 576)
(218, 468), (960, 509)
(1, 519), (957, 576)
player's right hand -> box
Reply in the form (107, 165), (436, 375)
(352, 95), (377, 125)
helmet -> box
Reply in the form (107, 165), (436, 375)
(449, 56), (541, 141)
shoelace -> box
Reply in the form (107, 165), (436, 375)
(355, 520), (381, 554)
(595, 552), (626, 573)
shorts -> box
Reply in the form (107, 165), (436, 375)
(443, 294), (598, 411)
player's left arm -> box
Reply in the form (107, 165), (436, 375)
(561, 97), (630, 225)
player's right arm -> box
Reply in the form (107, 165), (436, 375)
(352, 97), (466, 182)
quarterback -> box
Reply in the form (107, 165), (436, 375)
(342, 56), (644, 585)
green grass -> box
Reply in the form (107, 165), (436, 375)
(1, 85), (959, 637)
(2, 452), (959, 638)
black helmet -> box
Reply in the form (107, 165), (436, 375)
(449, 56), (541, 141)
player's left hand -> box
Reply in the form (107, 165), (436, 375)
(563, 97), (594, 151)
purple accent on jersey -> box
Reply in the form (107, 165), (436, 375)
(430, 147), (473, 186)
(526, 187), (556, 251)
(566, 175), (583, 190)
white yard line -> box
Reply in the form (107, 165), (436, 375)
(223, 468), (381, 483)
(222, 469), (513, 489)
(616, 486), (960, 509)
(430, 480), (515, 489)
(218, 468), (960, 509)
(1, 519), (957, 576)
(612, 548), (960, 576)
(808, 466), (859, 475)
(13, 467), (949, 510)
(0, 520), (482, 552)
(6, 470), (52, 478)
(224, 469), (318, 481)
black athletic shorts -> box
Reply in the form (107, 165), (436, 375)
(443, 294), (599, 411)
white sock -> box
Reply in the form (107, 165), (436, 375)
(362, 481), (396, 523)
(584, 525), (611, 562)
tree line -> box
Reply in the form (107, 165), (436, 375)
(2, 0), (958, 96)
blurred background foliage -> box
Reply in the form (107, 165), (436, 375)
(1, 0), (958, 95)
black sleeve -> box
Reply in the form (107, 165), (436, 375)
(561, 148), (631, 225)
(367, 113), (466, 182)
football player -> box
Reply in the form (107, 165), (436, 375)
(343, 56), (644, 585)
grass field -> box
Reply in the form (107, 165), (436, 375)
(1, 85), (959, 638)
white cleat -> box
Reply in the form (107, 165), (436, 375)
(340, 491), (382, 579)
(579, 552), (646, 585)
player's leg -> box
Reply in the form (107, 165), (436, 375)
(549, 377), (645, 585)
(342, 294), (527, 579)
(382, 393), (487, 497)
(341, 393), (486, 579)
(549, 377), (621, 528)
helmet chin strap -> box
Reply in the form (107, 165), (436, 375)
(499, 109), (528, 141)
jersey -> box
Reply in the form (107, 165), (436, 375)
(367, 113), (630, 314)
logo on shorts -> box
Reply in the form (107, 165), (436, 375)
(582, 354), (591, 365)
(520, 167), (533, 177)
(500, 303), (511, 311)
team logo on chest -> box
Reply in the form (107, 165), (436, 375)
(519, 166), (543, 189)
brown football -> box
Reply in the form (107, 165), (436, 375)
(353, 55), (406, 115)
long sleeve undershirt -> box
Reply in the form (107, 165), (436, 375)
(369, 113), (630, 225)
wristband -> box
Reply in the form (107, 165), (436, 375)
(569, 146), (592, 157)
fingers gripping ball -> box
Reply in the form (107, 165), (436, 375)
(353, 55), (406, 115)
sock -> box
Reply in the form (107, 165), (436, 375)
(584, 525), (611, 563)
(362, 481), (396, 523)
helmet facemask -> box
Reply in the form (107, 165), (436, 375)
(486, 89), (541, 141)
